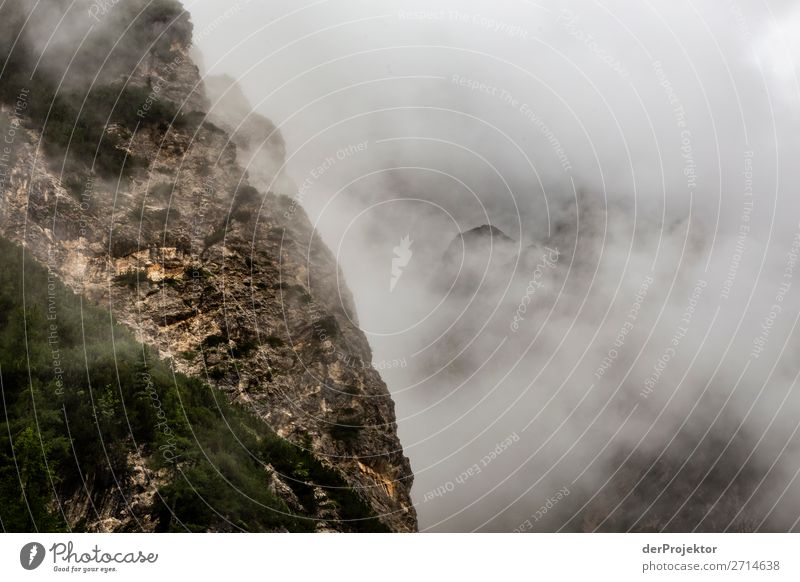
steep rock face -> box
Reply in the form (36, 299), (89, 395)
(127, 42), (209, 114)
(0, 4), (415, 532)
(59, 449), (167, 533)
(203, 74), (295, 196)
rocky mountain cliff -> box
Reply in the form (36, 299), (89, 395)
(0, 0), (415, 532)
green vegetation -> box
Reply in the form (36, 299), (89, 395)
(2, 64), (184, 179)
(0, 238), (388, 532)
(61, 175), (85, 201)
(0, 0), (195, 179)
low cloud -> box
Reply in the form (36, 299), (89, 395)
(188, 0), (800, 531)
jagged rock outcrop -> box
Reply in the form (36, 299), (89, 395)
(0, 0), (415, 532)
(436, 224), (520, 294)
(59, 449), (167, 533)
(203, 74), (295, 196)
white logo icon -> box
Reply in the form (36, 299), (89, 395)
(390, 235), (413, 292)
(20, 542), (45, 570)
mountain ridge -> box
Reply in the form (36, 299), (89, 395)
(0, 0), (416, 532)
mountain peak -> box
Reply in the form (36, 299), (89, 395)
(459, 224), (514, 242)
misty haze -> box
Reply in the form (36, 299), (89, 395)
(1, 0), (800, 537)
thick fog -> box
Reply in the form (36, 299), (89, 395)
(187, 0), (800, 531)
